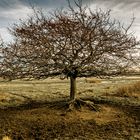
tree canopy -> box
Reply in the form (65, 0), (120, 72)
(1, 1), (139, 80)
(0, 0), (139, 101)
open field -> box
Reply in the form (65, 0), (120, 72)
(0, 76), (140, 140)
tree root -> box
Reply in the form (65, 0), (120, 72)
(66, 98), (100, 112)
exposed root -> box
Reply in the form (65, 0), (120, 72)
(48, 98), (100, 112)
(66, 98), (100, 112)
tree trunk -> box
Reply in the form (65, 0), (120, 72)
(70, 76), (76, 100)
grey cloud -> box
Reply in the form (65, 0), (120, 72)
(89, 0), (140, 9)
(0, 0), (21, 9)
(30, 0), (140, 9)
(0, 0), (140, 42)
(0, 0), (68, 10)
(0, 0), (140, 11)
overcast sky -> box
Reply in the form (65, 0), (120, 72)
(0, 0), (140, 42)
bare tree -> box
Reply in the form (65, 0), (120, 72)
(1, 0), (139, 109)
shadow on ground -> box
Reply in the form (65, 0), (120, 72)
(0, 97), (140, 140)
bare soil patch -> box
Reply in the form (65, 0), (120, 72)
(0, 99), (139, 140)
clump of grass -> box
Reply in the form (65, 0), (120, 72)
(85, 78), (101, 84)
(114, 81), (140, 98)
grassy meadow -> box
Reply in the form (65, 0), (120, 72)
(0, 76), (140, 139)
(0, 76), (140, 108)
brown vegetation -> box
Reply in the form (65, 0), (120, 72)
(0, 99), (139, 140)
(113, 81), (140, 98)
(0, 77), (140, 139)
(85, 78), (101, 84)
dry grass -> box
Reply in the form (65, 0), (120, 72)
(0, 76), (140, 108)
(114, 81), (140, 98)
(85, 77), (101, 83)
(0, 76), (140, 139)
(73, 105), (124, 125)
(0, 101), (139, 140)
(2, 136), (12, 140)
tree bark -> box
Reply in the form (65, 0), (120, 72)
(70, 76), (76, 100)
